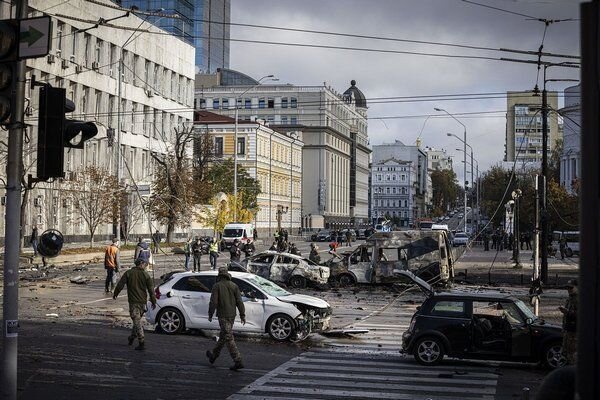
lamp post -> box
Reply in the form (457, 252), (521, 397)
(437, 108), (467, 232)
(233, 75), (277, 222)
(512, 189), (523, 268)
(454, 144), (479, 230)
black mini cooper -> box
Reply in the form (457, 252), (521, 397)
(397, 271), (566, 369)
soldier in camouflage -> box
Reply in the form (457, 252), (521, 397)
(113, 257), (156, 350)
(559, 279), (578, 364)
(206, 267), (246, 370)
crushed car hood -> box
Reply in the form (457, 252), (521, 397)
(277, 294), (330, 308)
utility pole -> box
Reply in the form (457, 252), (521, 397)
(579, 2), (599, 397)
(2, 2), (28, 399)
(540, 73), (549, 284)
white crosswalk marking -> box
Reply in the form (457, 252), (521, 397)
(229, 349), (499, 400)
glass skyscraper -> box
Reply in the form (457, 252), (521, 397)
(116, 0), (230, 73)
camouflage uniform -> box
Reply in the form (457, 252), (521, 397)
(129, 303), (146, 343)
(212, 318), (241, 363)
(561, 286), (578, 365)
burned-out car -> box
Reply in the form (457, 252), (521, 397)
(239, 251), (330, 288)
(398, 270), (566, 369)
(329, 230), (455, 286)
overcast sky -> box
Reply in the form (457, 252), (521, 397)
(230, 0), (581, 183)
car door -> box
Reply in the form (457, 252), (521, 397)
(246, 254), (276, 279)
(499, 301), (531, 358)
(231, 277), (266, 332)
(272, 255), (298, 283)
(172, 276), (217, 329)
(427, 299), (471, 355)
(347, 245), (373, 283)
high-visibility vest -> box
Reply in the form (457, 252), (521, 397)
(210, 241), (219, 253)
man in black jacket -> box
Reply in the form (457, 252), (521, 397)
(206, 267), (245, 370)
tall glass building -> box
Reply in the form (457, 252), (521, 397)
(116, 0), (230, 73)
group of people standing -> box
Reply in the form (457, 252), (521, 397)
(481, 229), (533, 252)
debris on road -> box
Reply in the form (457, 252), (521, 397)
(45, 313), (59, 318)
(69, 275), (88, 284)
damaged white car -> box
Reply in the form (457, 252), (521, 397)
(238, 251), (330, 288)
(147, 271), (332, 341)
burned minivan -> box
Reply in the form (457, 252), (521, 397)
(329, 230), (454, 286)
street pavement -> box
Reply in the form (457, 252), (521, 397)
(1, 237), (579, 399)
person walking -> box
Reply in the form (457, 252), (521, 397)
(134, 237), (143, 261)
(104, 238), (120, 293)
(152, 230), (161, 254)
(191, 237), (203, 272)
(559, 279), (578, 365)
(345, 230), (352, 247)
(526, 231), (532, 250)
(253, 228), (258, 241)
(209, 238), (219, 270)
(309, 243), (321, 264)
(112, 256), (157, 351)
(229, 239), (241, 265)
(559, 235), (567, 260)
(483, 232), (490, 251)
(183, 237), (192, 271)
(206, 266), (245, 370)
(30, 226), (39, 257)
(243, 239), (255, 258)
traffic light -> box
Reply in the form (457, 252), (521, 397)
(0, 19), (18, 125)
(36, 85), (98, 180)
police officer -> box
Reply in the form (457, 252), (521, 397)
(209, 238), (219, 270)
(559, 279), (578, 365)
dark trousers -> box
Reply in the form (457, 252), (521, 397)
(210, 252), (218, 270)
(193, 253), (202, 271)
(105, 268), (115, 292)
(31, 239), (38, 256)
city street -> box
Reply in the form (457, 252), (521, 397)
(0, 242), (578, 399)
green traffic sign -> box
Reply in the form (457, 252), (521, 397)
(20, 25), (43, 47)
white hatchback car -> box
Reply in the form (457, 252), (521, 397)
(146, 271), (332, 342)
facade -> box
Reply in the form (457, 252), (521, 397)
(505, 91), (560, 165)
(193, 112), (302, 234)
(424, 147), (453, 172)
(371, 140), (430, 221)
(559, 84), (581, 193)
(195, 72), (371, 229)
(370, 159), (417, 228)
(117, 0), (230, 73)
(0, 0), (195, 242)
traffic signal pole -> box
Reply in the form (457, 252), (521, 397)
(2, 3), (29, 400)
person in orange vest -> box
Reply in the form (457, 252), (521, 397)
(104, 238), (120, 293)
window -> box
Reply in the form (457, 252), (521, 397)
(95, 39), (102, 63)
(84, 33), (91, 67)
(431, 301), (466, 316)
(267, 97), (274, 108)
(173, 276), (214, 292)
(222, 98), (229, 109)
(245, 98), (252, 109)
(281, 97), (288, 108)
(71, 29), (78, 59)
(237, 138), (246, 155)
(281, 116), (288, 124)
(291, 97), (297, 108)
(232, 278), (265, 300)
(55, 21), (64, 55)
(290, 116), (297, 124)
(255, 254), (275, 264)
(213, 98), (220, 109)
(258, 98), (265, 109)
(214, 137), (224, 156)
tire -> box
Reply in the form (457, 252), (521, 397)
(542, 342), (567, 369)
(289, 275), (307, 289)
(157, 308), (185, 335)
(338, 274), (355, 287)
(413, 336), (445, 365)
(565, 248), (573, 258)
(267, 314), (295, 341)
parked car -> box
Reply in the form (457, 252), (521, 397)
(147, 270), (332, 342)
(356, 229), (367, 239)
(237, 251), (330, 288)
(312, 230), (333, 242)
(452, 232), (469, 246)
(398, 270), (565, 369)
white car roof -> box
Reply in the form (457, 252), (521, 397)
(170, 270), (256, 280)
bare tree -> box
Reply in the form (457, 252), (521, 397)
(193, 125), (216, 204)
(71, 165), (125, 247)
(150, 125), (196, 243)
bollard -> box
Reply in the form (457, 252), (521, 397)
(522, 387), (530, 400)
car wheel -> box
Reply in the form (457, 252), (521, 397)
(289, 275), (307, 289)
(414, 336), (445, 365)
(267, 314), (295, 341)
(157, 308), (185, 335)
(338, 273), (355, 287)
(543, 342), (567, 369)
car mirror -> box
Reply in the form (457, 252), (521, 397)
(167, 290), (175, 298)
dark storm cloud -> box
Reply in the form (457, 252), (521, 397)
(229, 0), (581, 180)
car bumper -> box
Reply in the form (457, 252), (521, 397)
(312, 316), (331, 332)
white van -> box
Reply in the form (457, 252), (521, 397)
(222, 223), (255, 249)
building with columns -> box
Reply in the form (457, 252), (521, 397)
(559, 84), (581, 194)
(195, 70), (370, 229)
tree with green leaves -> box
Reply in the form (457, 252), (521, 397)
(430, 169), (459, 216)
(197, 193), (254, 235)
(206, 159), (261, 215)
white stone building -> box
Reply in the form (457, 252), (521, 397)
(193, 111), (302, 235)
(559, 84), (581, 193)
(195, 71), (370, 229)
(0, 0), (194, 243)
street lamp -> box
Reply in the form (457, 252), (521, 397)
(438, 107), (467, 233)
(233, 75), (278, 221)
